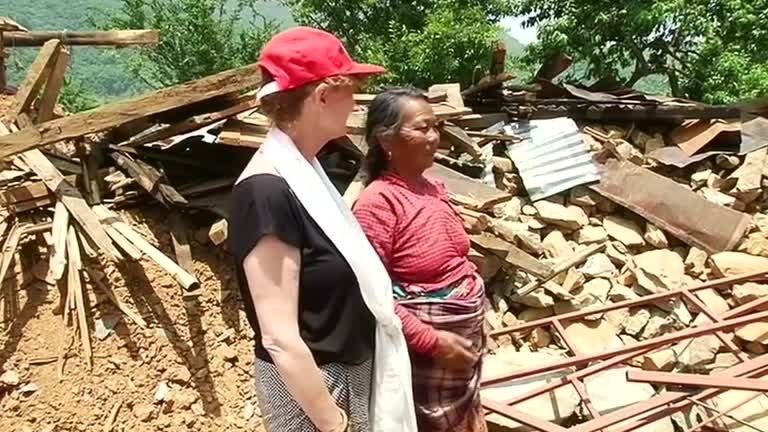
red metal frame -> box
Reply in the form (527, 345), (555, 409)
(627, 369), (768, 392)
(683, 392), (766, 432)
(480, 270), (768, 431)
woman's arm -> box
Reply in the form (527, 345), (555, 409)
(243, 235), (345, 432)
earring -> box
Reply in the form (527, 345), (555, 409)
(386, 151), (392, 160)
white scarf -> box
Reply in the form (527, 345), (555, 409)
(237, 128), (418, 432)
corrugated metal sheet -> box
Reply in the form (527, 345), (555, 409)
(505, 117), (600, 201)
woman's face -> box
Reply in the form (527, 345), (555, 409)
(308, 80), (357, 141)
(386, 98), (440, 176)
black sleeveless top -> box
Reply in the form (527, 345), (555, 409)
(228, 174), (376, 365)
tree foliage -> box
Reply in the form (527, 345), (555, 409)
(59, 76), (101, 113)
(283, 0), (514, 88)
(512, 0), (768, 103)
(92, 0), (280, 88)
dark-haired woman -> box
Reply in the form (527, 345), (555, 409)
(352, 88), (487, 432)
(228, 28), (417, 432)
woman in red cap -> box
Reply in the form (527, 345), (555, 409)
(228, 27), (417, 432)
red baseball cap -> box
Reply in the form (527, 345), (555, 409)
(257, 27), (385, 100)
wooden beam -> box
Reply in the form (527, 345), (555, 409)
(2, 30), (160, 47)
(120, 94), (258, 147)
(517, 242), (607, 296)
(169, 214), (195, 275)
(66, 226), (92, 370)
(4, 39), (62, 122)
(111, 152), (187, 206)
(18, 150), (122, 260)
(92, 205), (199, 291)
(37, 49), (70, 122)
(0, 222), (21, 285)
(0, 63), (263, 159)
(441, 123), (482, 160)
(90, 208), (143, 261)
(48, 201), (69, 281)
(426, 162), (510, 210)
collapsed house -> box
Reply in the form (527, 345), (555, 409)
(0, 17), (767, 432)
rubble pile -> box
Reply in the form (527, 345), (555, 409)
(0, 20), (765, 432)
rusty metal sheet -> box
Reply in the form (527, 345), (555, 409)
(669, 118), (741, 156)
(590, 159), (751, 253)
(650, 114), (768, 167)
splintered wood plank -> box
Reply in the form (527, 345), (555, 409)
(121, 93), (258, 147)
(18, 150), (122, 260)
(91, 210), (143, 261)
(37, 49), (70, 122)
(4, 39), (62, 121)
(429, 83), (463, 108)
(2, 30), (159, 47)
(0, 63), (263, 159)
(66, 226), (91, 370)
(48, 201), (69, 281)
(170, 214), (195, 275)
(442, 123), (482, 160)
(470, 233), (552, 279)
(92, 205), (199, 291)
(426, 162), (510, 210)
(0, 222), (21, 284)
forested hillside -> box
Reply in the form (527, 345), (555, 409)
(4, 0), (293, 102)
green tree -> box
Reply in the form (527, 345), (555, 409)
(91, 0), (279, 88)
(59, 76), (101, 113)
(511, 0), (768, 103)
(283, 0), (514, 88)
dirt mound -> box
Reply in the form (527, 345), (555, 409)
(0, 206), (264, 432)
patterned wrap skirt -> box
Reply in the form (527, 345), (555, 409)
(397, 275), (487, 432)
(253, 358), (373, 432)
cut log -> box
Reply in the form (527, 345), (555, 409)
(92, 205), (199, 291)
(37, 49), (70, 122)
(470, 233), (552, 279)
(2, 30), (160, 47)
(3, 39), (62, 122)
(0, 63), (263, 159)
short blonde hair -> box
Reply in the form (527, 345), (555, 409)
(259, 72), (362, 126)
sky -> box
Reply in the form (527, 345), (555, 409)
(502, 16), (538, 45)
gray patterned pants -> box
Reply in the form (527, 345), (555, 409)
(254, 358), (373, 432)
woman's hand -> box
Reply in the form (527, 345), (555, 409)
(433, 330), (478, 370)
(323, 407), (349, 432)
